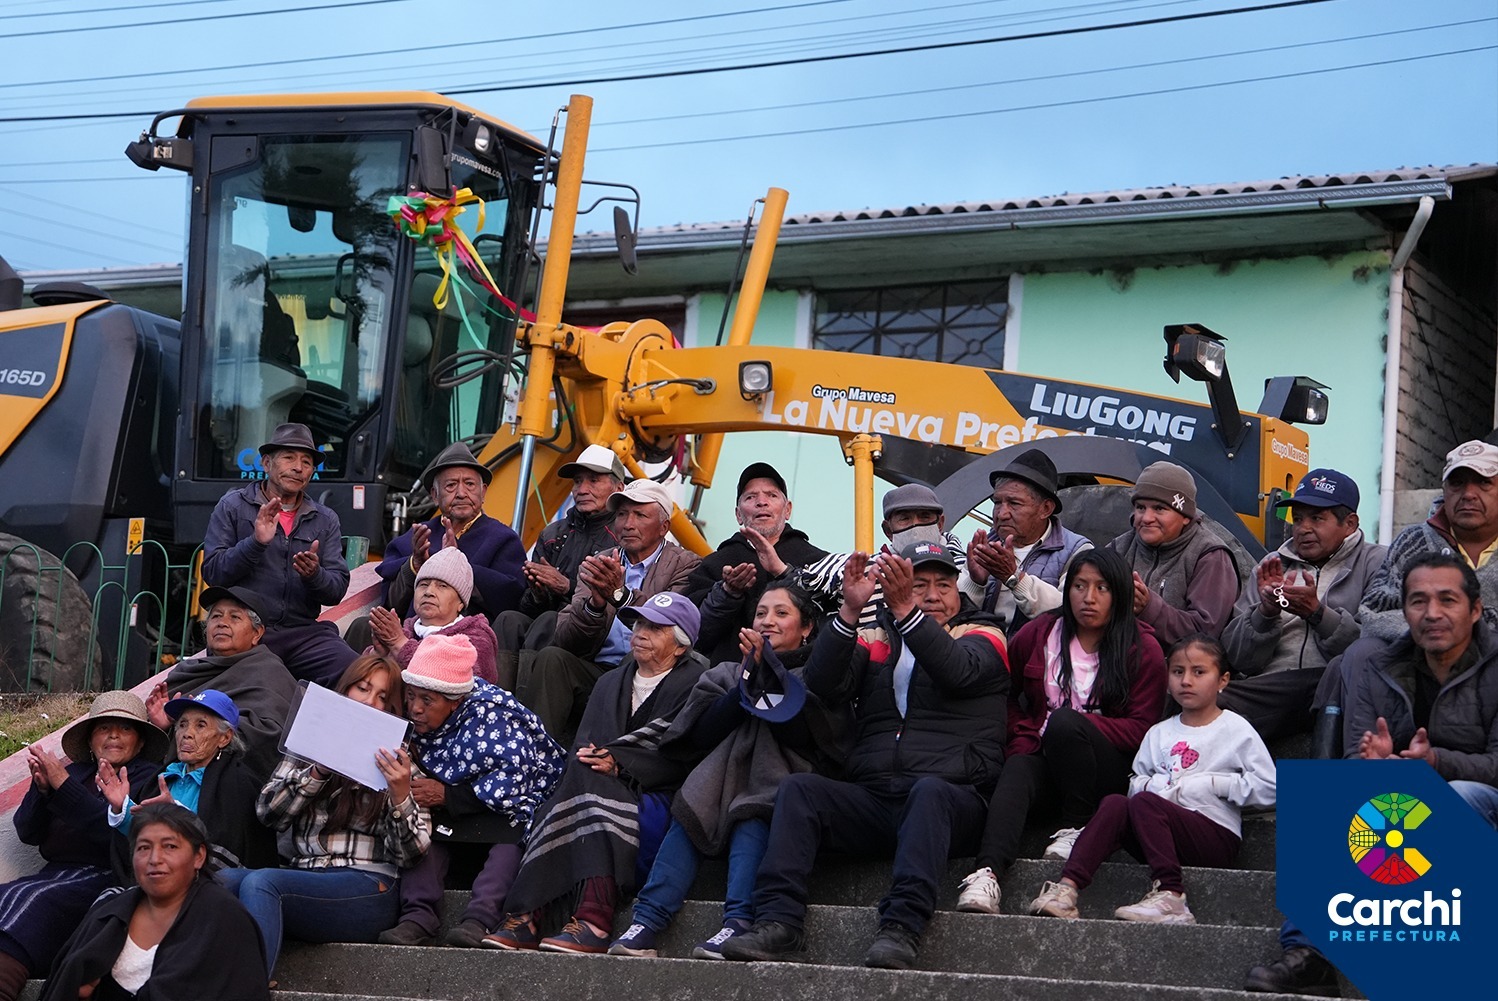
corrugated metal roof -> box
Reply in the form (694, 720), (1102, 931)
(589, 163), (1497, 243)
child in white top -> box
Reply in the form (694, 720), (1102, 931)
(1029, 633), (1276, 924)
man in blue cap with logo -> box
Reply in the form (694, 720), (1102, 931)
(1221, 468), (1384, 745)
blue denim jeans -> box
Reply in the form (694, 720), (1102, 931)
(630, 818), (770, 931)
(1449, 780), (1498, 830)
(217, 865), (398, 974)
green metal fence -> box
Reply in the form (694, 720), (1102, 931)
(0, 538), (204, 693)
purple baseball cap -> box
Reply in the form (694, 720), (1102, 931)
(618, 591), (701, 647)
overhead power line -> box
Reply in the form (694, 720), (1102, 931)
(0, 0), (1343, 123)
(440, 0), (1345, 95)
(7, 0), (411, 39)
(584, 45), (1498, 152)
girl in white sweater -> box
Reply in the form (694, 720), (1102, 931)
(1029, 633), (1276, 924)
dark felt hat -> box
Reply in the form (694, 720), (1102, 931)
(258, 423), (320, 459)
(199, 585), (270, 622)
(421, 442), (493, 492)
(989, 448), (1062, 512)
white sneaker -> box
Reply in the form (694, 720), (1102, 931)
(1044, 827), (1083, 860)
(1113, 881), (1196, 924)
(1029, 880), (1080, 919)
(955, 866), (1002, 914)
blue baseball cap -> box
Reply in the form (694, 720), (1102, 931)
(1275, 468), (1359, 511)
(163, 689), (240, 730)
(738, 644), (808, 723)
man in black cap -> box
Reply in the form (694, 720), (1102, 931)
(685, 461), (828, 663)
(724, 541), (1007, 971)
(377, 441), (526, 618)
(202, 422), (355, 686)
(792, 482), (975, 628)
(144, 585), (299, 776)
(967, 448), (1092, 635)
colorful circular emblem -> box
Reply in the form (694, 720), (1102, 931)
(1348, 793), (1432, 885)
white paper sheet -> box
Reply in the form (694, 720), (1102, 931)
(280, 682), (410, 790)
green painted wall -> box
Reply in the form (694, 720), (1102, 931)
(686, 251), (1392, 555)
(1016, 252), (1390, 525)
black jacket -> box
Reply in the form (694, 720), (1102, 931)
(16, 756), (163, 867)
(804, 599), (1009, 795)
(687, 526), (828, 664)
(41, 878), (269, 1001)
(517, 506), (619, 616)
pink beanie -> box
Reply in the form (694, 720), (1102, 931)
(402, 632), (477, 697)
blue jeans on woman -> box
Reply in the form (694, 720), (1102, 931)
(217, 866), (399, 974)
(631, 817), (769, 931)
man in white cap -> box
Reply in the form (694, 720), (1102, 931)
(202, 422), (354, 686)
(516, 477), (701, 740)
(1361, 439), (1498, 639)
(493, 444), (628, 663)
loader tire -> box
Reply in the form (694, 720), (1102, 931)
(0, 533), (99, 692)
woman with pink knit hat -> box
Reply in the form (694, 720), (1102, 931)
(377, 632), (565, 948)
(366, 547), (501, 684)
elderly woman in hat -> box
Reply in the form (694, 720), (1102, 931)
(365, 547), (500, 684)
(483, 591), (708, 955)
(0, 693), (167, 1001)
(377, 633), (565, 948)
(1107, 461), (1244, 646)
(101, 689), (278, 872)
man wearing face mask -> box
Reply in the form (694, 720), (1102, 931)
(686, 462), (829, 664)
(792, 484), (977, 628)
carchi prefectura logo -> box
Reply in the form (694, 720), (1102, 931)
(1329, 791), (1461, 944)
(1348, 793), (1432, 885)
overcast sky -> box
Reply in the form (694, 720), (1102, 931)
(2, 0), (1494, 273)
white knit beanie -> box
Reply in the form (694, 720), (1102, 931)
(415, 547), (475, 605)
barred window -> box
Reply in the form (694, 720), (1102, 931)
(812, 280), (1008, 368)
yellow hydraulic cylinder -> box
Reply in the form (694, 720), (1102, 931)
(842, 433), (884, 553)
(518, 95), (593, 440)
(687, 187), (789, 490)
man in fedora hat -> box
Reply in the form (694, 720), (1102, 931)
(202, 422), (355, 687)
(377, 442), (527, 619)
(967, 448), (1092, 635)
(146, 585), (299, 776)
(685, 461), (828, 664)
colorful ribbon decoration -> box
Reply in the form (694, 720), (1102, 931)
(387, 188), (535, 325)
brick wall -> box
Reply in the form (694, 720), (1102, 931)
(1394, 257), (1498, 490)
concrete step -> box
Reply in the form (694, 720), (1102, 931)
(285, 901), (1281, 990)
(1014, 811), (1277, 870)
(274, 942), (1319, 1001)
(683, 856), (1278, 926)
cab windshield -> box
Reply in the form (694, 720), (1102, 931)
(194, 132), (406, 481)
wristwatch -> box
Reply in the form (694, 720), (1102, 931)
(610, 585), (631, 607)
(1004, 571), (1021, 589)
